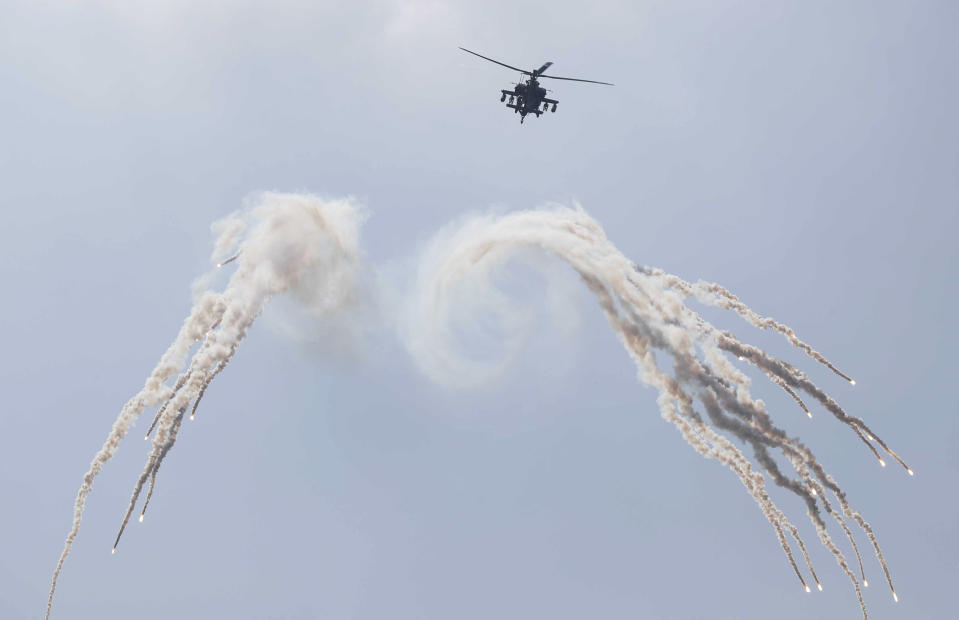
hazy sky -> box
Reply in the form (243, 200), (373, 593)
(2, 2), (957, 619)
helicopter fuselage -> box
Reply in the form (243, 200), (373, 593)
(500, 77), (557, 123)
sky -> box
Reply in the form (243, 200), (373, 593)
(1, 1), (957, 618)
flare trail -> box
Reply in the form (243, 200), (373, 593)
(402, 205), (910, 619)
(46, 193), (365, 619)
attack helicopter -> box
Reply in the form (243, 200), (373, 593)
(459, 47), (614, 124)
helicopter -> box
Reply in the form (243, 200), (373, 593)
(459, 47), (614, 124)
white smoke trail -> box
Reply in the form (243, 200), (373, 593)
(402, 204), (909, 618)
(638, 267), (856, 384)
(48, 196), (907, 619)
(46, 192), (366, 619)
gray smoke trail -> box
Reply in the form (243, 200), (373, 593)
(627, 267), (907, 606)
(143, 317), (228, 438)
(139, 352), (230, 524)
(45, 292), (222, 619)
(638, 267), (856, 384)
(595, 277), (818, 594)
(116, 319), (252, 547)
(768, 373), (812, 417)
(143, 369), (196, 440)
(47, 193), (366, 619)
(403, 204), (910, 618)
(190, 356), (229, 421)
(717, 334), (912, 475)
(218, 253), (240, 268)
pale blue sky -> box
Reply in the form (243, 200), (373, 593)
(2, 2), (956, 619)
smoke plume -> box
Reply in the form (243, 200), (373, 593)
(401, 204), (909, 618)
(46, 193), (366, 619)
(47, 197), (907, 620)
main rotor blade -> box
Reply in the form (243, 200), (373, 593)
(534, 61), (553, 75)
(539, 74), (614, 86)
(459, 47), (531, 75)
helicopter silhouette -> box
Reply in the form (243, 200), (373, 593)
(459, 47), (614, 124)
